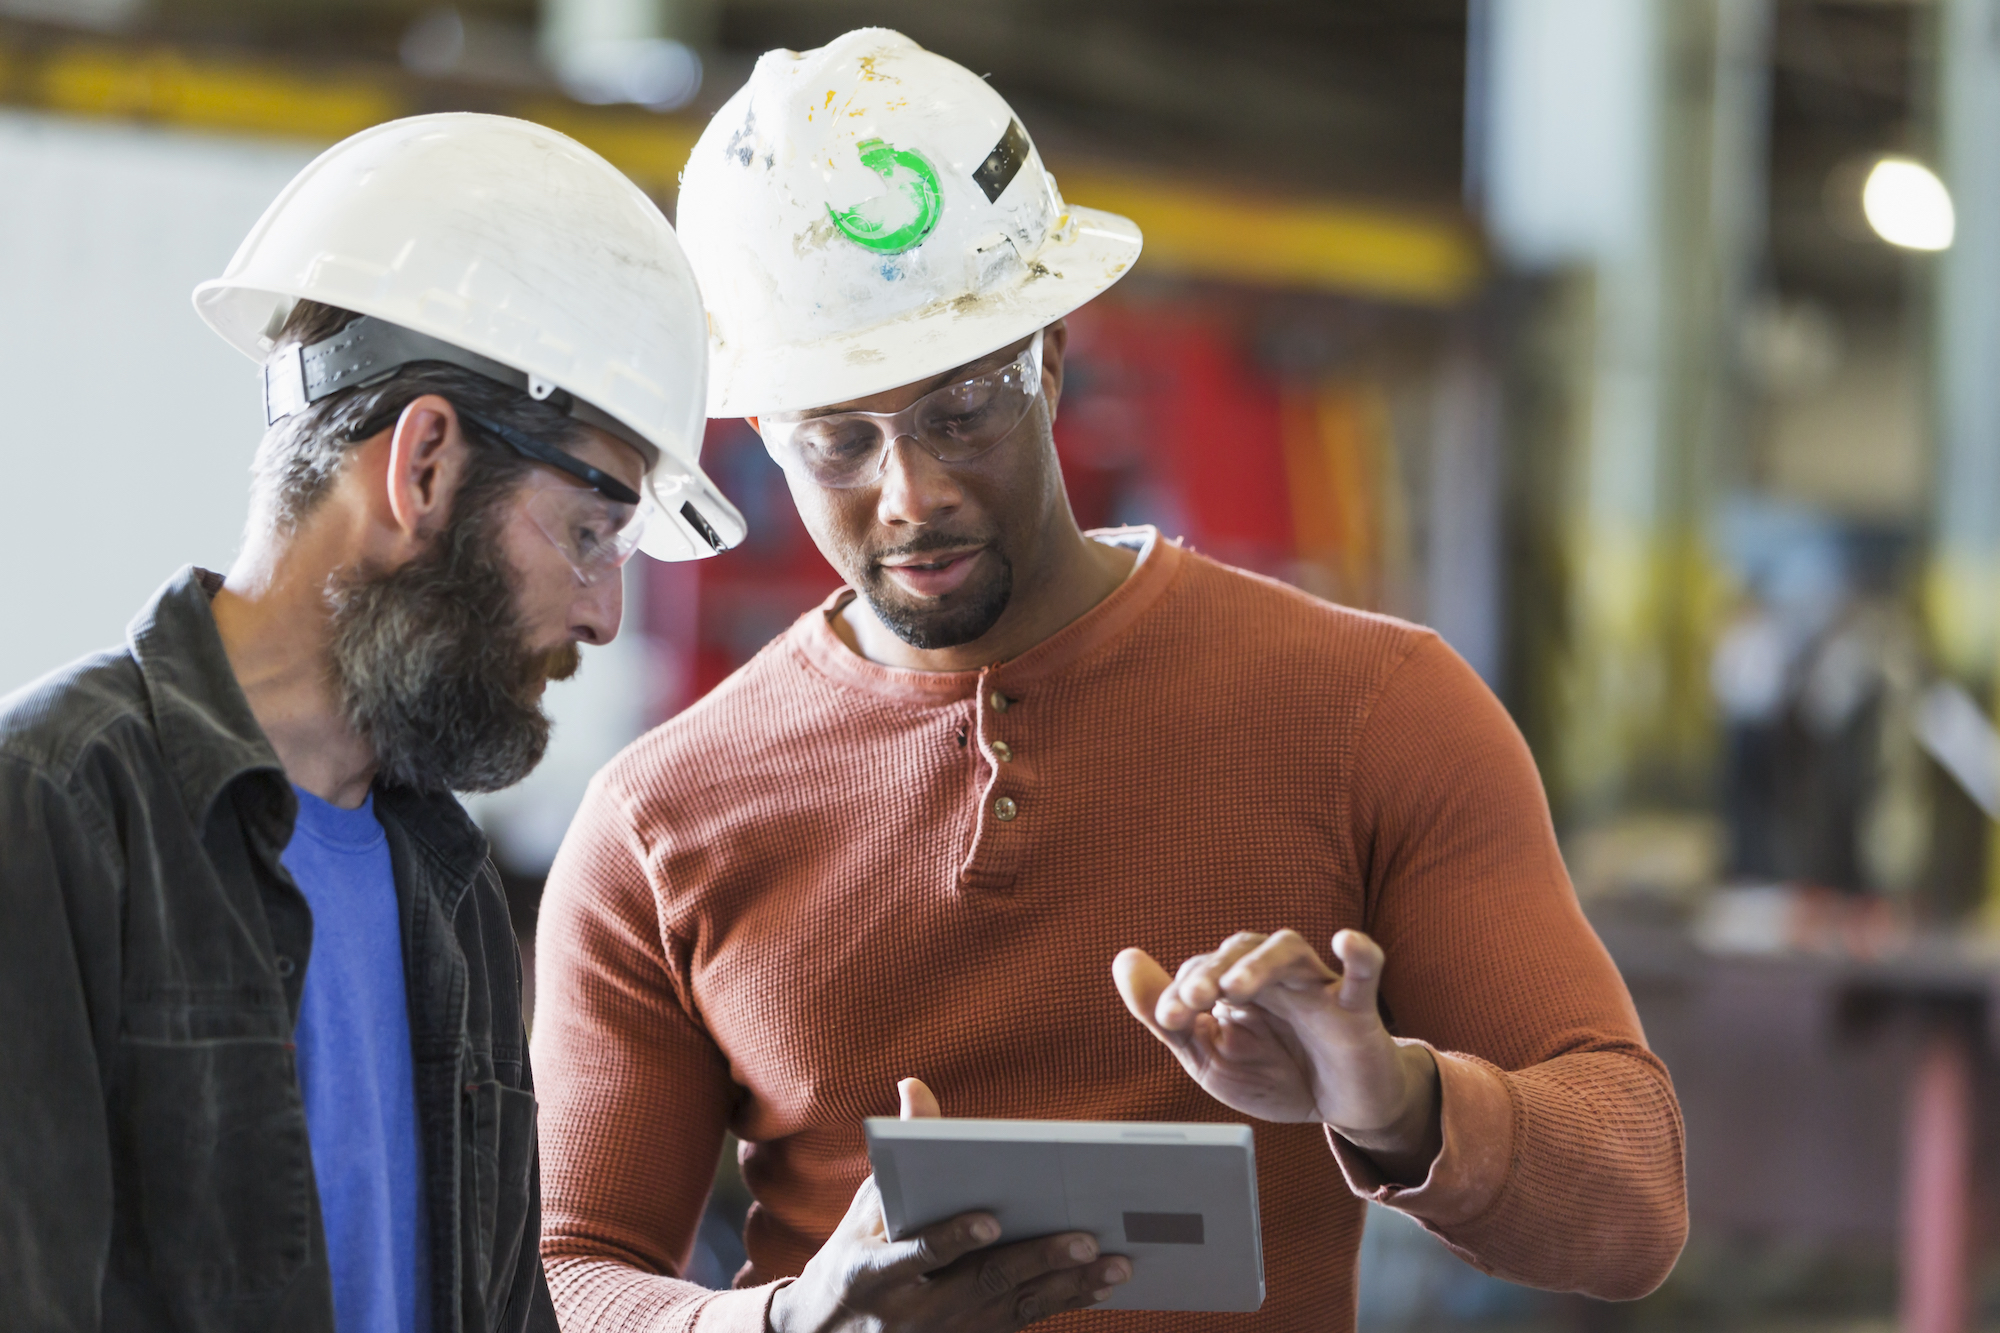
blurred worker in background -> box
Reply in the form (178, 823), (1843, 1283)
(0, 115), (740, 1333)
(534, 29), (1687, 1333)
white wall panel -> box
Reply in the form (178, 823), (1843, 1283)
(0, 112), (311, 693)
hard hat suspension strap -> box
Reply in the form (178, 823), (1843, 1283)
(263, 314), (650, 503)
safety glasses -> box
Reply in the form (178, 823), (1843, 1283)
(347, 400), (650, 585)
(517, 476), (651, 586)
(759, 331), (1044, 489)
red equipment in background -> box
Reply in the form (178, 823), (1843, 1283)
(641, 292), (1401, 724)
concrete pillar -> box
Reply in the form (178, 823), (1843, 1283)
(1427, 340), (1504, 687)
(1930, 0), (2000, 685)
(1476, 0), (1769, 820)
(1931, 0), (2000, 919)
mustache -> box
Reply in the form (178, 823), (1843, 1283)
(535, 642), (582, 687)
(871, 530), (994, 563)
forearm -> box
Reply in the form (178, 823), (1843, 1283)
(1330, 1046), (1687, 1300)
(543, 1254), (782, 1333)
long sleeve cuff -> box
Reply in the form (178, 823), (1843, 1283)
(692, 1281), (788, 1333)
(1325, 1044), (1516, 1228)
(546, 1255), (789, 1333)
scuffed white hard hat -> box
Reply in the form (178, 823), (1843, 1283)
(678, 28), (1145, 418)
(194, 112), (745, 561)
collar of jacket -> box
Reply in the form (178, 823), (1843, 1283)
(125, 565), (492, 877)
(126, 565), (290, 831)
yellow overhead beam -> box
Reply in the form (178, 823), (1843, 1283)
(0, 30), (1482, 304)
(1065, 172), (1481, 305)
(29, 42), (400, 142)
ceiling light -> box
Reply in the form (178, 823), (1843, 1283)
(1862, 157), (1954, 252)
(555, 38), (702, 112)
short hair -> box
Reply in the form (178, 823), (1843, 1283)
(247, 299), (589, 532)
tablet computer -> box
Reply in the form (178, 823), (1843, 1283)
(863, 1118), (1264, 1312)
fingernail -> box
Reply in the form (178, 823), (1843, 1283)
(971, 1219), (1000, 1243)
(1092, 1288), (1114, 1301)
(1106, 1260), (1131, 1283)
(1069, 1238), (1096, 1262)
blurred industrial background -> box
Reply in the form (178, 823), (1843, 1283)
(5, 0), (2000, 1328)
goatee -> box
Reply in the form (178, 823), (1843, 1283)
(863, 537), (1014, 650)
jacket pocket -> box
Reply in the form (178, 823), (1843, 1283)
(114, 1032), (313, 1301)
(463, 1078), (537, 1324)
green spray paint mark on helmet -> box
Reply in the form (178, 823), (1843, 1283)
(828, 138), (943, 255)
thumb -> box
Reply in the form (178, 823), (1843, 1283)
(1113, 947), (1181, 1042)
(898, 1077), (942, 1119)
(1330, 929), (1387, 1013)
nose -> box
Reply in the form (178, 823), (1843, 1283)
(875, 434), (963, 527)
(570, 566), (625, 646)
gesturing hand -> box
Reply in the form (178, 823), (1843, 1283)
(767, 1079), (1130, 1333)
(1112, 930), (1441, 1183)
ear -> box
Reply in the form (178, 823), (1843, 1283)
(1040, 318), (1070, 423)
(384, 394), (471, 542)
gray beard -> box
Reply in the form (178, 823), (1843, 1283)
(323, 497), (575, 795)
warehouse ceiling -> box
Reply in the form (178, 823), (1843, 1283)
(53, 0), (1471, 206)
(715, 1), (1468, 205)
(1, 0), (1938, 299)
(1769, 0), (1929, 306)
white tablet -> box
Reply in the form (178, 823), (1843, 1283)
(863, 1117), (1264, 1312)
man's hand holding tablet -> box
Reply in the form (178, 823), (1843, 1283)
(772, 927), (1432, 1331)
(1114, 928), (1445, 1185)
(769, 1080), (1132, 1333)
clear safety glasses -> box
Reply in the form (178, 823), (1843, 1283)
(518, 476), (652, 586)
(759, 331), (1045, 489)
(348, 400), (652, 586)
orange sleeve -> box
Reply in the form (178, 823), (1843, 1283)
(1331, 633), (1688, 1300)
(532, 771), (784, 1332)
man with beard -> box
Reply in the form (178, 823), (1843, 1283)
(533, 31), (1687, 1333)
(0, 116), (741, 1333)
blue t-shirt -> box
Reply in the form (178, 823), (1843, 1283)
(283, 786), (431, 1333)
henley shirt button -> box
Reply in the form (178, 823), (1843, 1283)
(990, 740), (1014, 762)
(990, 691), (1010, 713)
(994, 795), (1019, 821)
(275, 955), (296, 978)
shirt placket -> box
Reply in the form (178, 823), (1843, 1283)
(957, 665), (1036, 891)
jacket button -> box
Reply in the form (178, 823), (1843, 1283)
(994, 796), (1019, 821)
(275, 955), (296, 978)
(990, 740), (1013, 762)
(990, 691), (1010, 713)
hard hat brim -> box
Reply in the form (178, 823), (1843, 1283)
(705, 205), (1143, 419)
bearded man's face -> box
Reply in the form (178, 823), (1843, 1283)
(324, 479), (578, 794)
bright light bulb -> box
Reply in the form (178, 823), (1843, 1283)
(1862, 157), (1955, 251)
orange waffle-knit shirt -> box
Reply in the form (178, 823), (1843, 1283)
(534, 530), (1688, 1332)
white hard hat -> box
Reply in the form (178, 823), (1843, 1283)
(194, 112), (745, 561)
(678, 28), (1144, 418)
